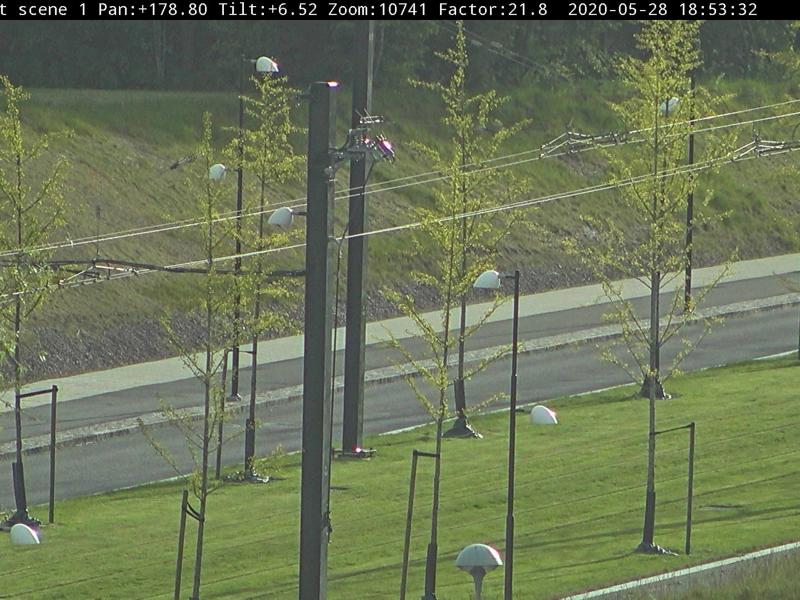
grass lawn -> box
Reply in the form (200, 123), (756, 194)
(1, 357), (798, 599)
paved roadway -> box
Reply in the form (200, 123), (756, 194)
(1, 270), (798, 509)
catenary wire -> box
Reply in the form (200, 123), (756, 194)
(1, 99), (798, 259)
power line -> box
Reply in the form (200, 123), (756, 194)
(435, 20), (551, 75)
(2, 138), (796, 306)
(2, 98), (797, 260)
(342, 143), (800, 243)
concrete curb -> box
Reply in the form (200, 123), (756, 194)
(561, 540), (800, 599)
(2, 291), (798, 461)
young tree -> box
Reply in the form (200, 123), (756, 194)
(565, 21), (735, 553)
(763, 21), (800, 361)
(139, 113), (241, 597)
(411, 21), (528, 432)
(0, 76), (68, 528)
(384, 21), (526, 597)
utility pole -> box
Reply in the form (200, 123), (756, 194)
(299, 81), (337, 600)
(342, 20), (375, 453)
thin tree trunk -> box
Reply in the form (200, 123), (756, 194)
(423, 196), (459, 598)
(641, 98), (661, 550)
(190, 357), (211, 599)
(191, 186), (215, 599)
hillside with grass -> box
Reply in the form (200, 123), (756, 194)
(13, 77), (800, 379)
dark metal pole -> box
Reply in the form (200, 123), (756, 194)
(215, 349), (228, 480)
(48, 385), (58, 524)
(685, 75), (696, 312)
(299, 81), (337, 600)
(685, 422), (696, 555)
(174, 489), (189, 600)
(504, 270), (520, 600)
(245, 261), (261, 478)
(12, 387), (30, 523)
(342, 20), (375, 452)
(230, 54), (246, 403)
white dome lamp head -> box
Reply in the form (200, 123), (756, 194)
(473, 269), (502, 290)
(208, 163), (227, 182)
(255, 56), (279, 74)
(10, 523), (40, 546)
(455, 543), (503, 600)
(267, 206), (308, 229)
(659, 97), (680, 116)
(531, 404), (558, 425)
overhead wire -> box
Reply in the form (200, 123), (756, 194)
(1, 97), (798, 260)
(2, 138), (798, 307)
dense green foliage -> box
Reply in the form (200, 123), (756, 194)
(0, 21), (797, 92)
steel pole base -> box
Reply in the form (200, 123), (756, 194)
(639, 376), (670, 400)
(0, 509), (41, 532)
(635, 541), (678, 555)
(224, 471), (271, 484)
(334, 447), (376, 459)
(443, 414), (482, 439)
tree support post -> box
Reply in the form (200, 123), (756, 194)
(400, 450), (438, 600)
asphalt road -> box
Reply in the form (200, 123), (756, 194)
(1, 273), (798, 509)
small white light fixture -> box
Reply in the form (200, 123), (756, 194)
(456, 543), (503, 600)
(473, 269), (502, 290)
(531, 405), (558, 425)
(659, 97), (680, 116)
(268, 206), (305, 228)
(208, 163), (227, 181)
(10, 523), (40, 545)
(255, 56), (279, 74)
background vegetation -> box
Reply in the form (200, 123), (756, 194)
(1, 21), (797, 91)
(1, 21), (799, 380)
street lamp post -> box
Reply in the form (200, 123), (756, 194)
(229, 54), (279, 406)
(214, 56), (279, 482)
(473, 268), (520, 600)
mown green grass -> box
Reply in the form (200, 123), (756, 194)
(1, 357), (798, 599)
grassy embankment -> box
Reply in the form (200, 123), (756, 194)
(15, 78), (800, 376)
(1, 357), (798, 599)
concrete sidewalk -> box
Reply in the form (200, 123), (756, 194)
(2, 252), (799, 413)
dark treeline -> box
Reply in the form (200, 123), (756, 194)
(0, 20), (796, 91)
